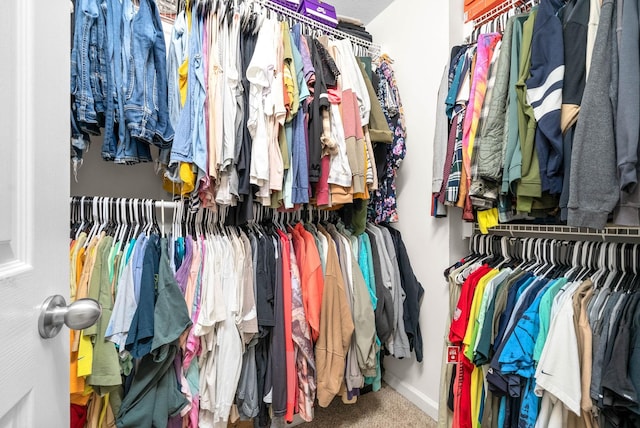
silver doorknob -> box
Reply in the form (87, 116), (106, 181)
(38, 295), (102, 339)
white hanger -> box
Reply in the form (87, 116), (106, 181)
(75, 196), (87, 240)
(120, 199), (128, 237)
(110, 198), (123, 250)
(160, 201), (166, 238)
(85, 198), (100, 246)
(145, 199), (155, 236)
(131, 198), (141, 240)
(172, 200), (180, 240)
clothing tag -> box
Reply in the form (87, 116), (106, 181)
(447, 346), (460, 364)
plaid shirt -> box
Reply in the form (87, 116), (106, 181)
(446, 107), (466, 205)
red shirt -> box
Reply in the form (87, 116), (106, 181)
(448, 265), (491, 344)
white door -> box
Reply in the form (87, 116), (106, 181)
(0, 1), (71, 427)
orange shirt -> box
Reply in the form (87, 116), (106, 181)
(295, 223), (324, 342)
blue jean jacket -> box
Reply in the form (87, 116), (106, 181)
(71, 0), (102, 126)
(124, 0), (173, 148)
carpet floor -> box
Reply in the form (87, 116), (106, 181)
(302, 383), (437, 428)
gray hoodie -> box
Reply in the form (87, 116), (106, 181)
(568, 0), (619, 229)
(613, 0), (640, 226)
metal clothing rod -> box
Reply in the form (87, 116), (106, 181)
(70, 196), (182, 210)
(475, 224), (640, 243)
(256, 0), (381, 56)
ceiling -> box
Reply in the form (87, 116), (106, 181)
(329, 0), (395, 24)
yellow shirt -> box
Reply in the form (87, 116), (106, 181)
(477, 208), (499, 234)
(462, 269), (498, 361)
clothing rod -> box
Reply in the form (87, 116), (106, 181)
(475, 223), (640, 242)
(159, 0), (381, 55)
(70, 196), (181, 210)
(69, 197), (337, 219)
(256, 0), (381, 55)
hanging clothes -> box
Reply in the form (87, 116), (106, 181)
(431, 0), (640, 231)
(68, 197), (423, 427)
(70, 0), (406, 230)
(440, 234), (640, 428)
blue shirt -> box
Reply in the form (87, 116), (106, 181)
(126, 234), (160, 359)
(132, 234), (149, 302)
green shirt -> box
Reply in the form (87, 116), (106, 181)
(515, 9), (541, 213)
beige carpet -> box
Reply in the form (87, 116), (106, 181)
(303, 383), (437, 428)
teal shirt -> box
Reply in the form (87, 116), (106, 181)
(358, 234), (378, 310)
(532, 277), (567, 362)
(359, 233), (382, 391)
(117, 238), (192, 427)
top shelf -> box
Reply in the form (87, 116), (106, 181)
(479, 224), (640, 242)
(160, 0), (382, 56)
(257, 0), (381, 55)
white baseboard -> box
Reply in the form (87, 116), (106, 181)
(383, 372), (439, 420)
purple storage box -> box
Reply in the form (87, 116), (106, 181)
(268, 0), (300, 11)
(297, 0), (338, 28)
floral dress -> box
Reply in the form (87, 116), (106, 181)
(368, 58), (407, 224)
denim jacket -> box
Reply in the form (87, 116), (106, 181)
(124, 0), (174, 148)
(71, 0), (107, 128)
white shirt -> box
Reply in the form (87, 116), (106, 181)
(535, 282), (581, 416)
(328, 103), (353, 187)
(332, 39), (371, 126)
(247, 18), (277, 190)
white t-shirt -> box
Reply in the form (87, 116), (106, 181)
(247, 18), (277, 189)
(328, 103), (353, 187)
(333, 39), (371, 126)
(535, 282), (581, 416)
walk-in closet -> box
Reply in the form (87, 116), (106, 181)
(2, 0), (637, 427)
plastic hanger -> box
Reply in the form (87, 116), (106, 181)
(109, 199), (122, 250)
(141, 199), (150, 236)
(537, 239), (555, 278)
(159, 201), (166, 238)
(590, 241), (608, 287)
(84, 198), (100, 246)
(493, 237), (511, 270)
(611, 243), (624, 290)
(535, 239), (552, 276)
(70, 197), (80, 239)
(569, 241), (588, 281)
(94, 197), (106, 237)
(620, 244), (635, 291)
(564, 240), (582, 280)
(172, 201), (179, 240)
(75, 196), (87, 240)
(630, 244), (639, 291)
(118, 198), (131, 245)
(126, 199), (138, 244)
